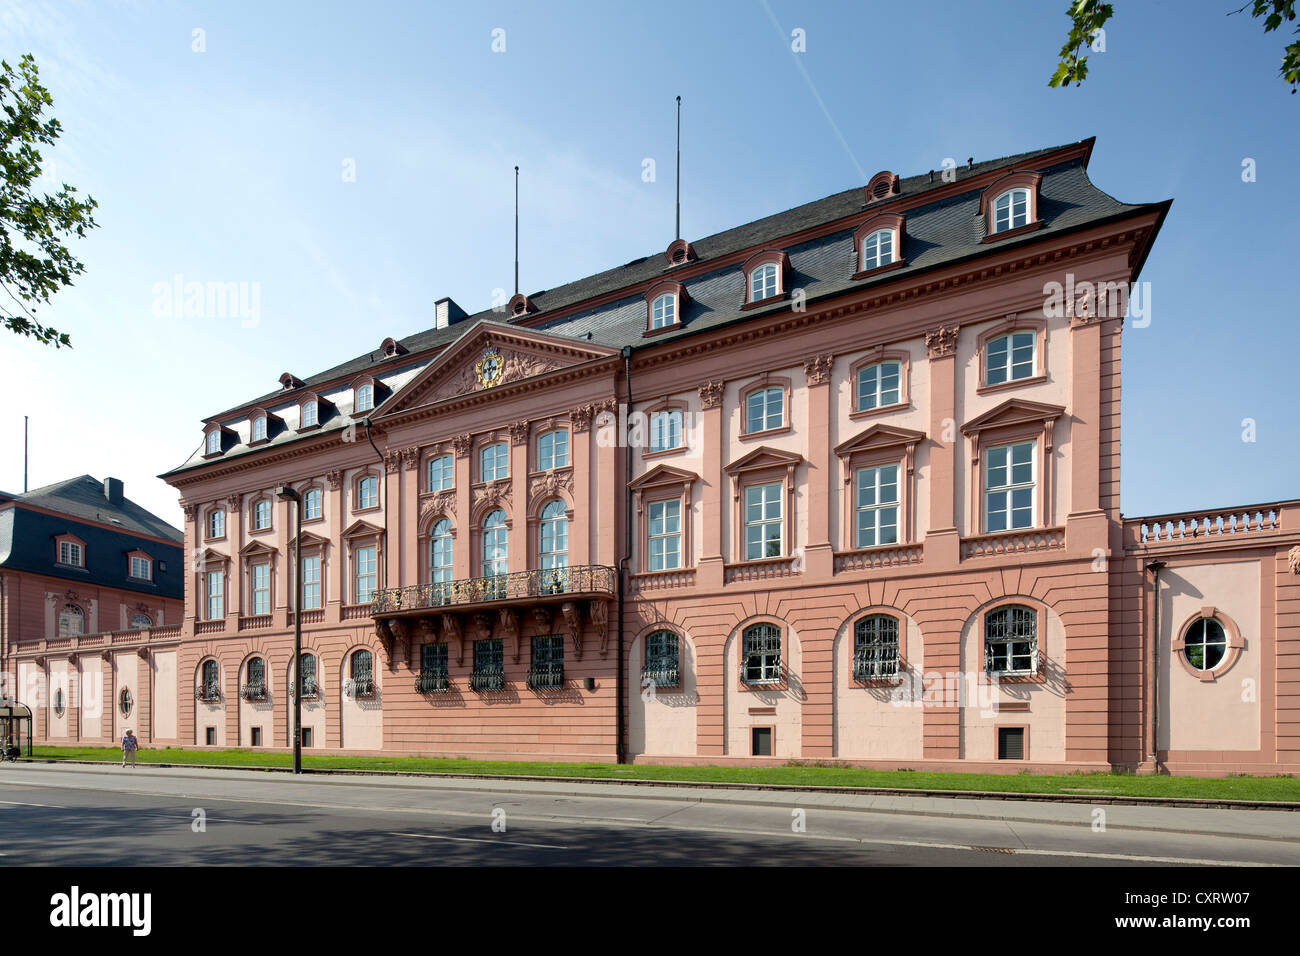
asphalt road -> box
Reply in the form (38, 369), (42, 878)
(2, 763), (1298, 867)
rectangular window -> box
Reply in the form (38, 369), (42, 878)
(251, 727), (262, 747)
(853, 615), (901, 681)
(303, 488), (323, 520)
(751, 726), (773, 756)
(129, 555), (152, 580)
(358, 476), (378, 510)
(301, 554), (322, 610)
(984, 441), (1035, 532)
(647, 499), (682, 571)
(428, 454), (454, 492)
(481, 443), (509, 481)
(205, 727), (216, 746)
(208, 510), (225, 539)
(206, 570), (224, 620)
(986, 331), (1036, 385)
(251, 563), (270, 616)
(301, 727), (313, 748)
(745, 387), (784, 434)
(471, 638), (505, 691)
(742, 624), (782, 684)
(744, 482), (783, 560)
(528, 635), (565, 689)
(59, 541), (83, 567)
(985, 606), (1039, 676)
(649, 409), (683, 452)
(998, 727), (1025, 760)
(855, 465), (900, 548)
(856, 361), (901, 411)
(354, 546), (377, 604)
(418, 643), (450, 693)
(651, 293), (676, 329)
(538, 430), (569, 470)
(252, 499), (271, 530)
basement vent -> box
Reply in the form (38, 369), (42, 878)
(751, 726), (773, 757)
(998, 727), (1025, 760)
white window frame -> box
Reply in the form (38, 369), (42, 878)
(251, 562), (271, 616)
(856, 360), (902, 411)
(649, 409), (683, 452)
(984, 441), (1036, 532)
(743, 481), (784, 560)
(985, 331), (1036, 385)
(303, 487), (323, 521)
(993, 188), (1030, 233)
(984, 605), (1039, 676)
(252, 498), (272, 530)
(206, 570), (224, 620)
(129, 555), (152, 581)
(357, 475), (379, 510)
(650, 293), (677, 329)
(481, 510), (508, 578)
(428, 454), (454, 492)
(853, 615), (901, 681)
(301, 553), (322, 610)
(741, 623), (782, 684)
(481, 442), (509, 482)
(354, 545), (377, 604)
(58, 604), (84, 637)
(537, 429), (569, 471)
(206, 430), (220, 455)
(647, 498), (682, 571)
(539, 500), (569, 574)
(58, 541), (83, 567)
(251, 417), (266, 442)
(301, 401), (318, 428)
(429, 519), (453, 585)
(208, 509), (225, 539)
(749, 263), (778, 302)
(745, 386), (784, 434)
(854, 464), (900, 549)
(861, 228), (895, 270)
(355, 383), (373, 413)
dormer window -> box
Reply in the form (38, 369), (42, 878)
(852, 213), (905, 279)
(862, 230), (893, 270)
(301, 400), (318, 428)
(129, 554), (153, 581)
(979, 171), (1043, 241)
(994, 188), (1030, 233)
(651, 294), (675, 329)
(355, 383), (373, 413)
(750, 263), (778, 301)
(251, 416), (267, 443)
(57, 538), (84, 568)
(205, 430), (221, 455)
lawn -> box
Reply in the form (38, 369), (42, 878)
(21, 746), (1300, 803)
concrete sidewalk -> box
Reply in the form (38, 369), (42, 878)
(11, 761), (1300, 844)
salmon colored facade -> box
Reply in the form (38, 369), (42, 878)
(12, 139), (1300, 774)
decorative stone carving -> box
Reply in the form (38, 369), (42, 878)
(570, 405), (595, 433)
(401, 446), (421, 471)
(531, 607), (552, 632)
(1289, 546), (1300, 575)
(137, 647), (150, 661)
(430, 349), (565, 403)
(509, 421), (530, 446)
(383, 449), (402, 471)
(452, 434), (473, 459)
(226, 493), (243, 509)
(803, 354), (833, 386)
(374, 619), (392, 654)
(590, 600), (609, 656)
(419, 617), (438, 640)
(528, 471), (573, 505)
(326, 469), (343, 490)
(419, 492), (457, 524)
(441, 613), (464, 664)
(561, 601), (583, 659)
(925, 325), (959, 358)
(499, 608), (521, 662)
(472, 612), (493, 643)
(182, 502), (197, 521)
(101, 649), (113, 664)
(472, 480), (512, 513)
(699, 381), (724, 409)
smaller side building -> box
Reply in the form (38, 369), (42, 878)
(0, 476), (184, 745)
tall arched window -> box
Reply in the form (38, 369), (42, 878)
(993, 188), (1030, 233)
(297, 653), (318, 699)
(749, 263), (778, 301)
(351, 649), (374, 698)
(539, 500), (569, 593)
(481, 510), (508, 598)
(430, 518), (453, 589)
(243, 657), (267, 701)
(301, 400), (318, 428)
(853, 614), (900, 680)
(58, 604), (84, 637)
(741, 623), (782, 685)
(355, 383), (373, 413)
(984, 605), (1039, 676)
(861, 228), (894, 270)
(199, 659), (220, 701)
(650, 292), (677, 329)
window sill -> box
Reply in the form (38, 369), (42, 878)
(643, 321), (682, 338)
(984, 669), (1046, 685)
(851, 259), (907, 281)
(848, 400), (911, 422)
(741, 293), (788, 311)
(54, 562), (89, 572)
(353, 505), (382, 516)
(981, 219), (1045, 243)
(640, 445), (688, 461)
(976, 373), (1046, 396)
(248, 526), (274, 535)
(739, 424), (792, 442)
(739, 675), (788, 693)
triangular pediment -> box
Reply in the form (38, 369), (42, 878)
(288, 530), (329, 552)
(961, 398), (1065, 435)
(835, 424), (927, 457)
(341, 519), (384, 540)
(628, 463), (699, 490)
(723, 445), (805, 475)
(239, 539), (279, 557)
(375, 320), (621, 419)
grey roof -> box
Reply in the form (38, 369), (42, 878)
(11, 475), (183, 543)
(169, 138), (1165, 479)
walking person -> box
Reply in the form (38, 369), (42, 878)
(121, 728), (138, 768)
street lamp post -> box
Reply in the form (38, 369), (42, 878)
(275, 485), (303, 774)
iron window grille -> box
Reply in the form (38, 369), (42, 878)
(241, 681), (267, 702)
(297, 655), (319, 699)
(196, 679), (221, 702)
(417, 645), (450, 694)
(853, 615), (901, 681)
(471, 639), (505, 692)
(984, 606), (1039, 676)
(742, 623), (782, 684)
(642, 630), (680, 688)
(528, 635), (565, 689)
(119, 687), (133, 717)
(351, 651), (375, 699)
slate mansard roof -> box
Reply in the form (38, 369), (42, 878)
(165, 138), (1168, 478)
(0, 476), (184, 598)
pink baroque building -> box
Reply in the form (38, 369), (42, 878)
(16, 138), (1299, 774)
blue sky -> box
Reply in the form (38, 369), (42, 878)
(1, 0), (1296, 524)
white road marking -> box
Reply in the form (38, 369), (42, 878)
(389, 831), (565, 850)
(0, 798), (59, 808)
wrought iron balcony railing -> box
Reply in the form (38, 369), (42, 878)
(240, 682), (268, 702)
(370, 565), (616, 616)
(352, 677), (375, 699)
(195, 681), (221, 702)
(415, 669), (450, 694)
(526, 663), (565, 690)
(469, 670), (505, 692)
(640, 664), (680, 689)
(852, 654), (901, 682)
(295, 676), (319, 700)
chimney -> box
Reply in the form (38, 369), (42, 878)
(434, 297), (468, 330)
(104, 477), (123, 505)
